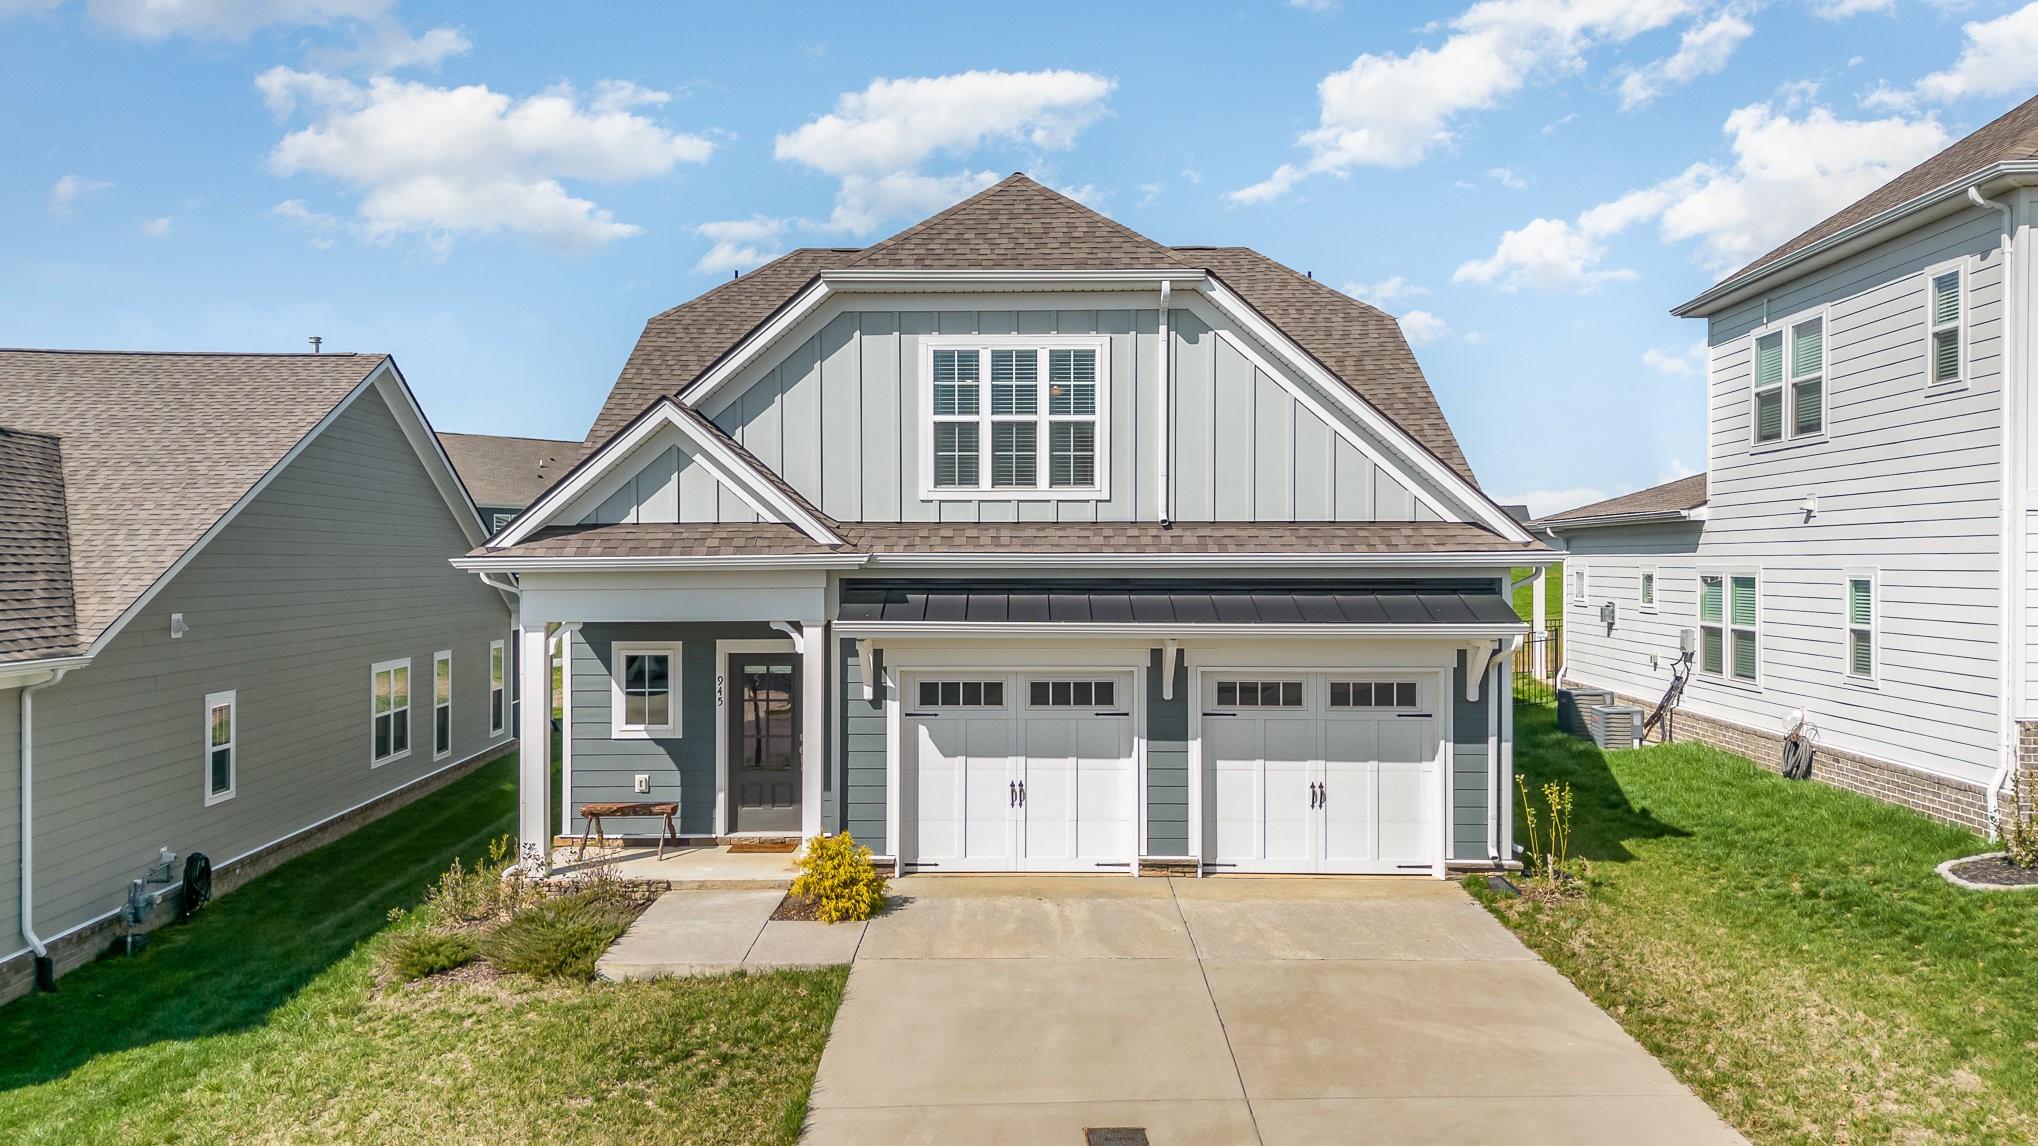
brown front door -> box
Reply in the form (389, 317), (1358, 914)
(727, 653), (801, 833)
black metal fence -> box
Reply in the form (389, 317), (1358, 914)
(1512, 619), (1563, 706)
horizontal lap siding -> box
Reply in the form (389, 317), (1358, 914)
(23, 386), (512, 944)
(568, 622), (784, 836)
(839, 638), (887, 853)
(1568, 206), (2007, 791)
(1145, 647), (1189, 856)
(703, 304), (1434, 525)
(1452, 655), (1490, 862)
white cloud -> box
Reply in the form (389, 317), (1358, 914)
(1642, 342), (1707, 376)
(1398, 309), (1450, 344)
(1135, 181), (1165, 207)
(1463, 330), (1493, 343)
(1906, 3), (2038, 106)
(1617, 7), (1754, 110)
(1343, 275), (1429, 304)
(1810, 0), (1893, 17)
(83, 0), (390, 38)
(693, 215), (788, 274)
(271, 198), (341, 247)
(1457, 99), (1951, 288)
(1289, 0), (1339, 11)
(139, 215), (171, 236)
(309, 21), (469, 71)
(775, 70), (1116, 232)
(1502, 486), (1616, 518)
(48, 173), (112, 218)
(0, 0), (64, 15)
(1658, 457), (1700, 482)
(259, 69), (714, 254)
(1487, 165), (1528, 189)
(1229, 0), (1698, 202)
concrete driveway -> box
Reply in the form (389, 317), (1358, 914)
(802, 876), (1745, 1145)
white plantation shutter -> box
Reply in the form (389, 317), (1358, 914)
(1754, 332), (1784, 442)
(1931, 271), (1962, 383)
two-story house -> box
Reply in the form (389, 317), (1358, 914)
(1539, 94), (2038, 835)
(1, 351), (515, 999)
(459, 176), (1551, 879)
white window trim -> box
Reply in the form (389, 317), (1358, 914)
(611, 641), (683, 739)
(371, 657), (413, 767)
(1570, 566), (1588, 606)
(203, 689), (236, 807)
(1697, 570), (1762, 689)
(488, 639), (506, 737)
(1639, 566), (1658, 613)
(1844, 567), (1879, 686)
(1748, 305), (1830, 448)
(1925, 259), (1967, 388)
(432, 649), (453, 760)
(918, 335), (1112, 502)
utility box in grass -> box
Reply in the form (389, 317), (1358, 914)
(1586, 704), (1645, 751)
(1558, 688), (1613, 735)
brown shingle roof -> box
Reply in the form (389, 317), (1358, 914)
(581, 175), (1482, 491)
(470, 520), (1538, 561)
(0, 427), (80, 661)
(0, 350), (384, 645)
(437, 431), (576, 509)
(1720, 93), (2038, 288)
(1534, 473), (1707, 528)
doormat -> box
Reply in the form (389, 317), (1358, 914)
(728, 838), (799, 854)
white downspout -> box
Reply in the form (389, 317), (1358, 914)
(21, 666), (71, 980)
(1973, 186), (2020, 834)
(1157, 281), (1173, 526)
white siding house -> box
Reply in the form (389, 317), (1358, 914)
(1540, 95), (2038, 833)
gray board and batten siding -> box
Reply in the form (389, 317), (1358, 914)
(676, 304), (1444, 526)
(12, 384), (513, 953)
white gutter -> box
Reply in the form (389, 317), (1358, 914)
(822, 268), (1209, 289)
(1158, 280), (1173, 525)
(476, 571), (521, 598)
(1974, 185), (2021, 834)
(833, 621), (1528, 640)
(20, 665), (72, 974)
(452, 554), (869, 573)
(863, 550), (1559, 570)
(1537, 507), (1708, 533)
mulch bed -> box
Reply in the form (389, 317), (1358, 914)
(1944, 854), (2038, 888)
(770, 892), (822, 921)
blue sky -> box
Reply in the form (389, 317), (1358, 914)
(5, 0), (2035, 514)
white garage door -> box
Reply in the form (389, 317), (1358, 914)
(902, 672), (1136, 873)
(1204, 674), (1438, 874)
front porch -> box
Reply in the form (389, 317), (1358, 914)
(545, 842), (799, 889)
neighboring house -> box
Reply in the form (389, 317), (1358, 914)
(1538, 93), (2038, 835)
(437, 431), (577, 532)
(0, 350), (515, 1000)
(459, 175), (1552, 879)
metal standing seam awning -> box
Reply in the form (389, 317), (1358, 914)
(832, 579), (1527, 634)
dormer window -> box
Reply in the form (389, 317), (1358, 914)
(924, 337), (1109, 500)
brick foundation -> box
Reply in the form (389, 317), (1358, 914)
(0, 742), (514, 1006)
(1572, 682), (1991, 835)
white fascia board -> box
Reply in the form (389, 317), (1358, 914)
(452, 554), (868, 573)
(1674, 163), (2038, 317)
(833, 621), (1529, 639)
(491, 403), (705, 547)
(1196, 278), (1534, 544)
(823, 269), (1209, 291)
(372, 359), (488, 548)
(84, 360), (385, 658)
(666, 411), (842, 544)
(678, 278), (833, 410)
(863, 551), (1555, 570)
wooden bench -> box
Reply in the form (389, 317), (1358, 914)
(575, 801), (680, 859)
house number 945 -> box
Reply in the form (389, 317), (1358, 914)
(715, 674), (724, 707)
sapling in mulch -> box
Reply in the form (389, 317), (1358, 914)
(1517, 774), (1586, 899)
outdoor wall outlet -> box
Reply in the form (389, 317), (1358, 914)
(634, 774), (650, 794)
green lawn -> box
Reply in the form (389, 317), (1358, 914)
(1477, 703), (2038, 1145)
(0, 756), (846, 1145)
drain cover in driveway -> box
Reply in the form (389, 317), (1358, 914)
(1086, 1131), (1149, 1146)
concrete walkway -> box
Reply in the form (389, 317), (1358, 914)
(802, 876), (1747, 1145)
(595, 889), (864, 979)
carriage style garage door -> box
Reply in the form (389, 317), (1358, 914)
(902, 671), (1137, 872)
(1203, 673), (1439, 874)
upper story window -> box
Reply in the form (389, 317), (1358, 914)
(1930, 269), (1963, 384)
(1753, 317), (1824, 444)
(924, 338), (1108, 499)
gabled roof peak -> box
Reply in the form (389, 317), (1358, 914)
(847, 173), (1187, 271)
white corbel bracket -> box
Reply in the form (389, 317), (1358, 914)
(1463, 640), (1497, 701)
(1161, 639), (1181, 701)
(770, 620), (808, 655)
(857, 639), (876, 701)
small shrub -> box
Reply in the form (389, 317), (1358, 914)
(384, 930), (479, 981)
(2004, 768), (2038, 868)
(790, 832), (888, 924)
(481, 893), (637, 981)
(419, 834), (539, 928)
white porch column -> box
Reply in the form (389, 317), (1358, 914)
(1530, 567), (1548, 681)
(517, 622), (553, 874)
(802, 621), (827, 840)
